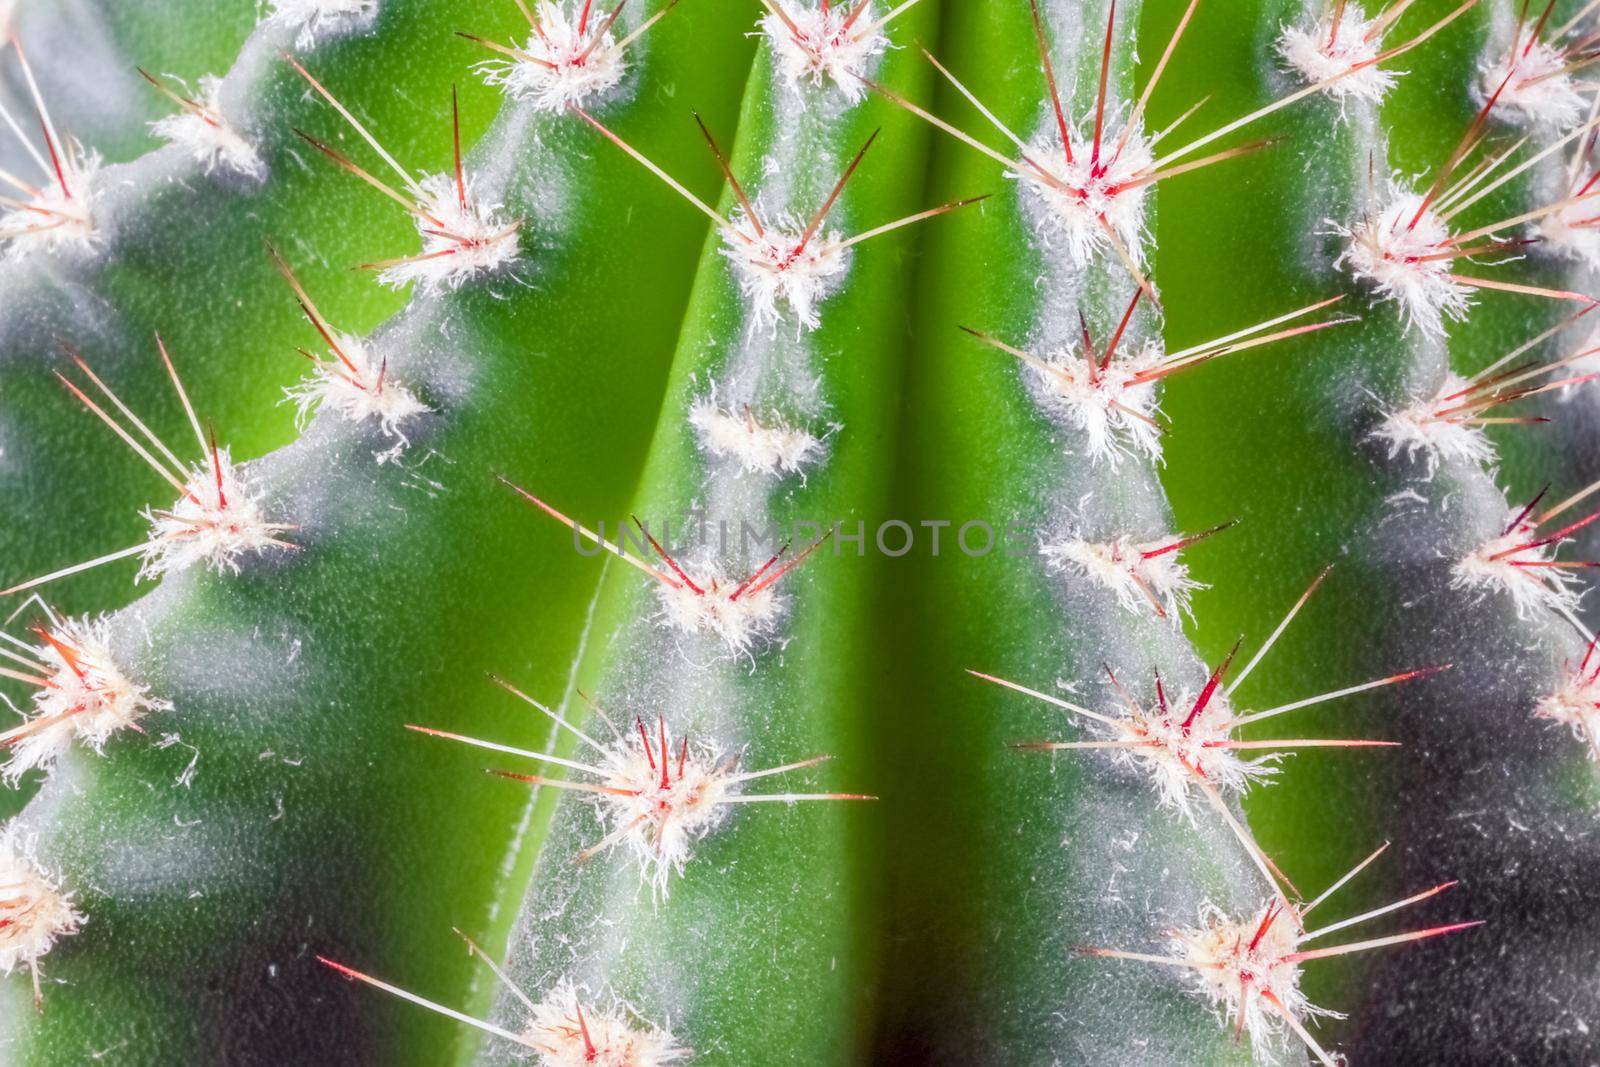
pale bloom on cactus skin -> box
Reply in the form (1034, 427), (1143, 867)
(138, 449), (294, 581)
(149, 75), (265, 180)
(267, 0), (379, 51)
(1480, 39), (1587, 131)
(478, 1), (626, 113)
(760, 1), (890, 102)
(524, 980), (688, 1066)
(0, 151), (97, 260)
(1452, 504), (1582, 621)
(1029, 340), (1164, 463)
(379, 172), (520, 293)
(687, 394), (824, 478)
(2, 616), (171, 783)
(1041, 535), (1201, 622)
(1370, 372), (1496, 474)
(1169, 901), (1337, 1065)
(1335, 187), (1472, 337)
(654, 565), (782, 654)
(719, 210), (849, 335)
(282, 333), (430, 463)
(1011, 123), (1154, 267)
(0, 836), (82, 987)
(1276, 4), (1396, 104)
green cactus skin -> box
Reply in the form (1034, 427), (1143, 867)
(0, 1), (757, 1062)
(2, 0), (1599, 1063)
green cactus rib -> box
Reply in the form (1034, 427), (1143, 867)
(0, 1), (758, 1062)
(433, 6), (947, 1062)
(872, 0), (1380, 1061)
(0, 0), (528, 637)
(1156, 0), (1599, 1060)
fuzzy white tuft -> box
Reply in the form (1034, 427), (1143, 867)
(1169, 901), (1336, 1064)
(687, 394), (823, 478)
(1537, 181), (1600, 268)
(2, 616), (170, 782)
(478, 1), (627, 113)
(654, 565), (782, 654)
(522, 979), (687, 1065)
(283, 333), (429, 463)
(267, 0), (379, 50)
(0, 835), (81, 982)
(719, 210), (849, 335)
(1277, 4), (1396, 103)
(1535, 647), (1600, 759)
(1480, 40), (1588, 130)
(149, 75), (265, 180)
(138, 449), (293, 580)
(1452, 503), (1581, 620)
(761, 1), (889, 102)
(379, 172), (520, 292)
(1041, 535), (1201, 621)
(1099, 684), (1275, 822)
(0, 150), (98, 260)
(1012, 123), (1154, 267)
(1030, 341), (1164, 463)
(1369, 372), (1496, 474)
(1335, 187), (1471, 337)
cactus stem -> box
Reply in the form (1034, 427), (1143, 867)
(406, 711), (870, 892)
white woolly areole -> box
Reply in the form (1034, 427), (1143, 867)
(687, 394), (823, 478)
(268, 0), (379, 51)
(1537, 182), (1600, 267)
(591, 721), (741, 895)
(1481, 40), (1587, 130)
(0, 150), (98, 260)
(1452, 504), (1580, 620)
(1041, 535), (1200, 621)
(1276, 5), (1395, 103)
(1335, 188), (1470, 337)
(719, 211), (849, 335)
(381, 172), (520, 292)
(1169, 901), (1335, 1063)
(479, 1), (626, 113)
(149, 75), (265, 180)
(1535, 647), (1600, 759)
(1030, 341), (1164, 463)
(3, 616), (170, 782)
(654, 565), (782, 654)
(139, 448), (292, 580)
(761, 2), (889, 102)
(1011, 124), (1154, 266)
(1369, 371), (1496, 473)
(283, 333), (429, 463)
(1102, 685), (1275, 822)
(523, 979), (687, 1066)
(0, 836), (81, 978)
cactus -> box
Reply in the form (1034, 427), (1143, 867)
(3, 0), (1600, 1064)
